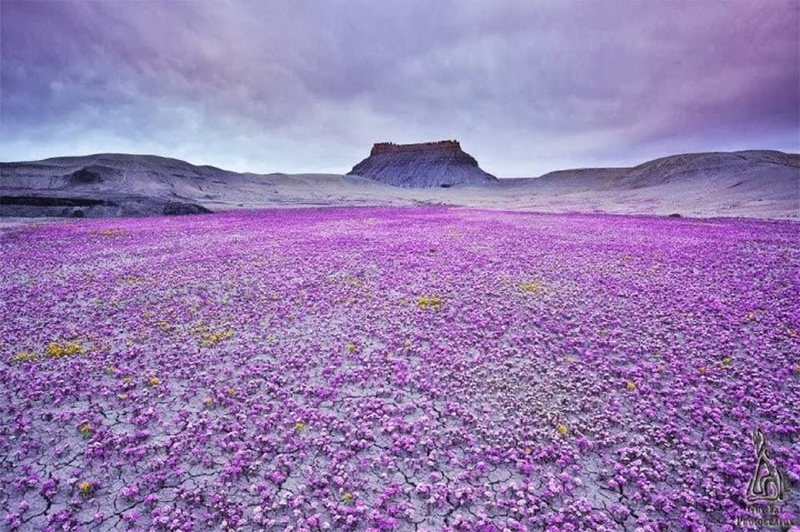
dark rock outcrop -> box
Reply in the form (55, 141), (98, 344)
(67, 165), (120, 186)
(0, 195), (114, 208)
(348, 140), (497, 188)
(163, 201), (212, 215)
(0, 193), (210, 218)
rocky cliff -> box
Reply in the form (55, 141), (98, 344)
(348, 140), (497, 188)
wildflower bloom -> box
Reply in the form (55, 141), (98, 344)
(627, 380), (636, 391)
(147, 376), (160, 386)
(199, 327), (234, 346)
(0, 207), (796, 530)
(77, 481), (94, 497)
(11, 350), (38, 363)
(416, 295), (442, 309)
(517, 281), (543, 294)
(46, 341), (83, 358)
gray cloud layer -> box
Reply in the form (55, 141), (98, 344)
(2, 0), (798, 176)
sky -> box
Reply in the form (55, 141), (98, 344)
(2, 0), (799, 177)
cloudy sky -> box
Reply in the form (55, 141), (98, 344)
(2, 0), (798, 177)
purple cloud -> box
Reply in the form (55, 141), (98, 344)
(2, 0), (798, 176)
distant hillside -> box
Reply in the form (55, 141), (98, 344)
(1, 149), (797, 219)
(502, 150), (799, 218)
(0, 153), (408, 217)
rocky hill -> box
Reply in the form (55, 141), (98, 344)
(0, 155), (226, 218)
(347, 140), (497, 188)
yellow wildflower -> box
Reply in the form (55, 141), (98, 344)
(627, 381), (636, 391)
(557, 424), (568, 436)
(46, 342), (64, 358)
(77, 481), (93, 496)
(517, 282), (543, 294)
(11, 351), (38, 363)
(199, 328), (234, 346)
(416, 296), (442, 310)
(46, 341), (81, 358)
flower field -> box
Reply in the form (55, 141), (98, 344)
(1, 207), (798, 531)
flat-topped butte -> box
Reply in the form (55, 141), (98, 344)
(350, 140), (497, 188)
(370, 140), (465, 155)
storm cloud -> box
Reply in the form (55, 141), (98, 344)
(2, 0), (798, 176)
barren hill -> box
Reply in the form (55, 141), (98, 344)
(1, 149), (797, 219)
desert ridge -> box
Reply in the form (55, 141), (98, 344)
(0, 145), (797, 219)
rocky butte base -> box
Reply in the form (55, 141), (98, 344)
(348, 140), (497, 188)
